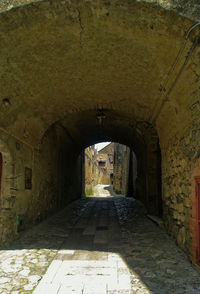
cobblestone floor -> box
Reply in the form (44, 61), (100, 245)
(0, 185), (200, 293)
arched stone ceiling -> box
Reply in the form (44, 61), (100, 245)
(52, 109), (150, 154)
(0, 0), (199, 148)
(1, 0), (200, 21)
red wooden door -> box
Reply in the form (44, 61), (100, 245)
(196, 177), (200, 264)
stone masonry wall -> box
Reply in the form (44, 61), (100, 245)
(113, 144), (130, 195)
(0, 123), (83, 245)
(85, 146), (110, 195)
(162, 122), (200, 255)
(0, 129), (34, 243)
(29, 123), (82, 224)
(85, 146), (96, 195)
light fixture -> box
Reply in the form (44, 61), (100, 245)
(2, 97), (11, 107)
(96, 109), (106, 125)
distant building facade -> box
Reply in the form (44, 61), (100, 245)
(84, 142), (137, 197)
(113, 144), (130, 195)
(84, 144), (113, 195)
(97, 143), (114, 184)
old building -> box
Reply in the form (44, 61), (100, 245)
(84, 145), (96, 195)
(113, 144), (130, 195)
(0, 0), (200, 268)
(84, 144), (112, 194)
(97, 142), (114, 184)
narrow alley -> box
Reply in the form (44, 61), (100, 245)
(0, 185), (199, 293)
(1, 2), (200, 292)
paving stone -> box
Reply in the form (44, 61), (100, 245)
(19, 269), (30, 277)
(24, 284), (35, 290)
(0, 189), (200, 293)
(28, 275), (41, 284)
(0, 278), (10, 284)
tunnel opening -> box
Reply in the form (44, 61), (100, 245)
(1, 0), (200, 266)
(82, 133), (162, 217)
(27, 107), (163, 228)
(0, 106), (163, 250)
(84, 142), (138, 198)
(1, 0), (200, 287)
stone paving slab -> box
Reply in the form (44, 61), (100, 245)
(0, 187), (200, 293)
(0, 198), (91, 293)
(33, 194), (132, 294)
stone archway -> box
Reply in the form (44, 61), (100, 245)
(0, 0), (200, 262)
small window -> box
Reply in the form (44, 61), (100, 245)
(99, 161), (106, 167)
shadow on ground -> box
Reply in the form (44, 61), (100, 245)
(0, 196), (200, 294)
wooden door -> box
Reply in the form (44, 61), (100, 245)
(196, 177), (200, 264)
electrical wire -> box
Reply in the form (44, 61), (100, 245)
(150, 22), (200, 123)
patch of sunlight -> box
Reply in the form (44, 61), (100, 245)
(95, 142), (111, 152)
(33, 249), (153, 294)
(136, 0), (174, 10)
(93, 184), (114, 198)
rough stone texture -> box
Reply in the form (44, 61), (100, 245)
(0, 210), (17, 244)
(161, 124), (200, 256)
(0, 0), (196, 147)
(0, 122), (83, 245)
(84, 146), (111, 195)
(1, 194), (200, 293)
(0, 0), (200, 22)
(84, 145), (96, 195)
(29, 123), (83, 224)
(113, 144), (130, 195)
(98, 142), (114, 180)
(0, 197), (90, 293)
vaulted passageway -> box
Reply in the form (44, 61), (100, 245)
(0, 0), (200, 267)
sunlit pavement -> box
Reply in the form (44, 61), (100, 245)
(0, 187), (200, 293)
(92, 184), (117, 197)
(33, 196), (132, 294)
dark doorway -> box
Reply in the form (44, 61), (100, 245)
(110, 173), (113, 185)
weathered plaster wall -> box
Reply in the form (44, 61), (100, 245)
(29, 123), (82, 224)
(113, 140), (161, 217)
(0, 130), (33, 243)
(85, 146), (111, 195)
(0, 123), (83, 244)
(85, 146), (96, 195)
(0, 0), (196, 149)
(113, 144), (130, 195)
